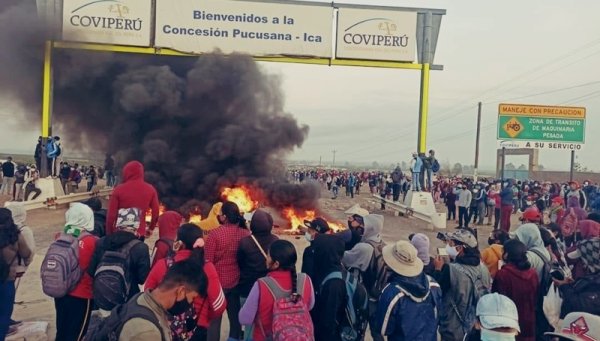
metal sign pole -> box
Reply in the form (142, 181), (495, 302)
(570, 150), (575, 182)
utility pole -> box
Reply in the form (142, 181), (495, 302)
(570, 150), (575, 182)
(332, 149), (337, 168)
(473, 102), (482, 182)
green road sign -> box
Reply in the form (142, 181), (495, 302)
(497, 103), (586, 144)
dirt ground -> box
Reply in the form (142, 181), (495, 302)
(1, 185), (517, 341)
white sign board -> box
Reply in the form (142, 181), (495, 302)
(155, 0), (333, 58)
(62, 0), (152, 46)
(336, 8), (417, 62)
(497, 140), (584, 151)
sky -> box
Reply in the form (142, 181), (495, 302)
(1, 0), (600, 172)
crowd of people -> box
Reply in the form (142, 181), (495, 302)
(1, 159), (599, 341)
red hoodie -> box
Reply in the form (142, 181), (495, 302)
(106, 161), (159, 236)
(144, 249), (227, 327)
(492, 263), (539, 341)
(151, 211), (182, 268)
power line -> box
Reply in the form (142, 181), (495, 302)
(482, 81), (600, 104)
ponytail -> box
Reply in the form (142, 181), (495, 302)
(221, 201), (247, 229)
(289, 266), (299, 303)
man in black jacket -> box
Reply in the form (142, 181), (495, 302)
(87, 208), (150, 307)
(301, 217), (331, 282)
(237, 209), (279, 300)
(312, 234), (348, 341)
(1, 157), (15, 196)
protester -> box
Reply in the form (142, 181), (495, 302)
(104, 154), (115, 187)
(151, 211), (183, 267)
(391, 166), (403, 202)
(301, 217), (331, 281)
(145, 224), (226, 340)
(492, 239), (539, 341)
(445, 186), (457, 221)
(88, 207), (150, 311)
(410, 233), (435, 276)
(0, 208), (32, 339)
(47, 203), (98, 341)
(425, 149), (436, 192)
(410, 152), (423, 191)
(238, 240), (315, 341)
(337, 212), (366, 251)
(464, 293), (520, 341)
(558, 237), (600, 317)
(86, 165), (97, 192)
(549, 196), (565, 224)
(1, 157), (15, 196)
(500, 180), (515, 232)
(237, 209), (278, 304)
(205, 201), (250, 341)
(433, 229), (491, 341)
(457, 184), (472, 229)
(106, 161), (160, 238)
(83, 197), (107, 238)
(311, 234), (347, 341)
(373, 240), (441, 341)
(342, 214), (387, 341)
(480, 229), (509, 278)
(24, 165), (42, 201)
(514, 223), (551, 284)
(91, 259), (203, 341)
(13, 165), (25, 201)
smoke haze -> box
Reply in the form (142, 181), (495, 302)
(0, 1), (319, 213)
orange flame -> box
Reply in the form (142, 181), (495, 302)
(145, 204), (166, 223)
(221, 186), (259, 213)
(282, 208), (345, 232)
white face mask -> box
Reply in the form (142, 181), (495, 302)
(480, 328), (516, 341)
(445, 244), (459, 259)
(304, 232), (313, 243)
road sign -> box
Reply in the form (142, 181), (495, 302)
(497, 103), (586, 149)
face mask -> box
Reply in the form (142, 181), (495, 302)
(168, 296), (192, 316)
(304, 232), (313, 242)
(445, 244), (459, 259)
(480, 328), (516, 341)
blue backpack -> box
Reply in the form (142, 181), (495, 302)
(432, 159), (440, 173)
(321, 270), (369, 341)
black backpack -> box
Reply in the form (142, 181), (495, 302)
(93, 239), (140, 310)
(86, 293), (166, 341)
(560, 272), (600, 317)
(364, 240), (390, 300)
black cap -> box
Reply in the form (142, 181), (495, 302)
(303, 217), (330, 234)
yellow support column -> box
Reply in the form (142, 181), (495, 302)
(417, 63), (430, 154)
(42, 40), (53, 138)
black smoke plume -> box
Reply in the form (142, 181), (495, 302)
(0, 1), (320, 213)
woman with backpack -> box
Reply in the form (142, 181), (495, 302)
(151, 211), (183, 267)
(50, 203), (98, 341)
(492, 239), (539, 341)
(145, 223), (226, 341)
(239, 239), (314, 341)
(0, 208), (32, 339)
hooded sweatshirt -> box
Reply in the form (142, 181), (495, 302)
(493, 263), (539, 341)
(515, 223), (551, 283)
(481, 244), (503, 278)
(373, 272), (442, 341)
(64, 203), (98, 299)
(312, 234), (347, 341)
(106, 161), (159, 236)
(5, 202), (35, 275)
(237, 209), (279, 297)
(150, 211), (182, 267)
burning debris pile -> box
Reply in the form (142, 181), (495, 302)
(0, 2), (326, 220)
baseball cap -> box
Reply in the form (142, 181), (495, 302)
(303, 217), (330, 234)
(382, 240), (423, 277)
(545, 312), (600, 341)
(552, 196), (565, 205)
(444, 229), (478, 248)
(476, 293), (520, 332)
(345, 204), (369, 217)
(521, 206), (541, 222)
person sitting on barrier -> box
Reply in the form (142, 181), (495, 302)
(24, 165), (41, 201)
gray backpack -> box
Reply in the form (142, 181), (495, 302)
(41, 233), (88, 297)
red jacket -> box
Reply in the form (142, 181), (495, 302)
(249, 270), (314, 341)
(150, 211), (182, 268)
(69, 234), (98, 299)
(492, 263), (539, 341)
(144, 249), (226, 327)
(106, 161), (159, 236)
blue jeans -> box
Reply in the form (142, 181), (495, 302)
(0, 280), (16, 340)
(411, 172), (421, 191)
(426, 168), (433, 190)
